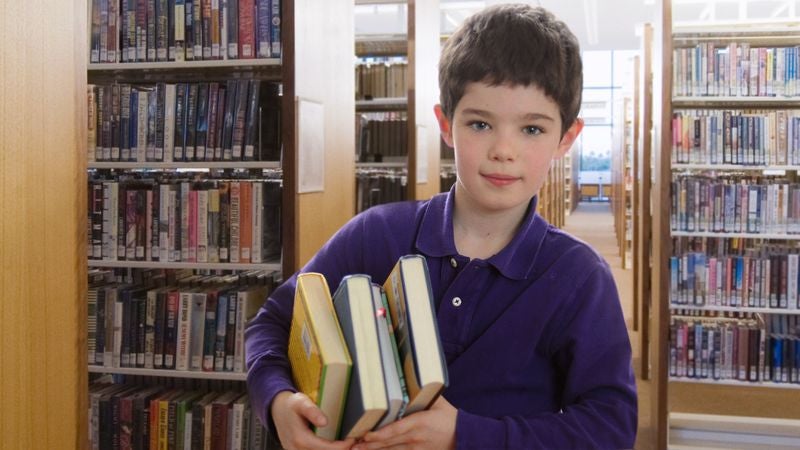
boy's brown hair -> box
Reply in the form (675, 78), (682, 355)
(438, 4), (583, 134)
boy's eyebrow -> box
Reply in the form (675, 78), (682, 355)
(521, 112), (556, 122)
(461, 108), (556, 122)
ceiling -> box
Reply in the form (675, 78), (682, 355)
(356, 0), (800, 52)
(439, 0), (657, 51)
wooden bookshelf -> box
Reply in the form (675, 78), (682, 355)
(612, 95), (634, 269)
(635, 24), (654, 386)
(354, 0), (441, 213)
(82, 3), (357, 448)
(653, 2), (800, 446)
(537, 158), (566, 228)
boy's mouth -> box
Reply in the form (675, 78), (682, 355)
(483, 173), (518, 187)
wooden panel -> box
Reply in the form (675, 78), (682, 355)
(0, 0), (87, 448)
(670, 384), (800, 420)
(652, 1), (672, 447)
(407, 0), (441, 200)
(632, 55), (640, 331)
(638, 24), (654, 382)
(291, 0), (355, 269)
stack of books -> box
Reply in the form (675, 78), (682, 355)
(287, 254), (449, 440)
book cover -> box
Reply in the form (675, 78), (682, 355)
(332, 274), (388, 439)
(371, 283), (408, 428)
(382, 254), (448, 415)
(287, 272), (352, 441)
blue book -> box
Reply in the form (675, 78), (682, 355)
(332, 274), (388, 439)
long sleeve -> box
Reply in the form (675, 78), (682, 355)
(245, 205), (418, 429)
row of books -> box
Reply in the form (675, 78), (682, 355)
(88, 80), (281, 163)
(89, 178), (281, 264)
(355, 60), (407, 100)
(289, 255), (448, 440)
(90, 0), (280, 63)
(671, 109), (800, 165)
(89, 383), (268, 450)
(89, 276), (274, 373)
(673, 43), (800, 97)
(670, 175), (800, 234)
(355, 169), (407, 214)
(669, 249), (800, 309)
(669, 314), (800, 384)
(356, 112), (408, 162)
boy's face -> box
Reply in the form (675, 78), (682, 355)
(435, 81), (583, 216)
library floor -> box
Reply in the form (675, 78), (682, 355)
(562, 202), (654, 450)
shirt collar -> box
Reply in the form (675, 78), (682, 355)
(415, 187), (549, 280)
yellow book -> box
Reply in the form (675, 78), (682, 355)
(288, 272), (353, 440)
(383, 255), (448, 415)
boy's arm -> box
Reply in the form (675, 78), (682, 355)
(455, 263), (638, 449)
(245, 211), (379, 429)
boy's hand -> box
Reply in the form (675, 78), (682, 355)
(353, 396), (457, 450)
(271, 391), (356, 450)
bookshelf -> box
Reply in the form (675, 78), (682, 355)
(83, 0), (356, 447)
(536, 158), (566, 228)
(652, 2), (800, 445)
(612, 94), (634, 269)
(564, 148), (578, 215)
(354, 0), (441, 213)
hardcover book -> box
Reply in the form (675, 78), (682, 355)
(287, 272), (352, 441)
(382, 254), (448, 415)
(332, 274), (388, 439)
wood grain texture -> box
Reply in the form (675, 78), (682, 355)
(671, 383), (800, 419)
(407, 0), (441, 200)
(292, 0), (355, 269)
(652, 2), (672, 448)
(638, 24), (653, 383)
(0, 0), (87, 448)
(632, 55), (640, 333)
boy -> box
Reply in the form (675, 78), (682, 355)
(246, 4), (637, 449)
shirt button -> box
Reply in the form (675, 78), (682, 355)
(450, 257), (458, 268)
(452, 297), (462, 307)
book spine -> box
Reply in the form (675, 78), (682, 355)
(238, 0), (254, 58)
(197, 188), (209, 263)
(203, 293), (218, 371)
(256, 0), (269, 58)
(163, 83), (176, 162)
(175, 0), (186, 60)
(231, 80), (249, 159)
(229, 181), (240, 263)
(176, 291), (193, 371)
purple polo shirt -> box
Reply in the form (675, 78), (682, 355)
(246, 190), (637, 449)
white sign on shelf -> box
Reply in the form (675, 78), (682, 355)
(416, 125), (428, 184)
(297, 98), (325, 193)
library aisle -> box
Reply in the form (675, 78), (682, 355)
(562, 202), (653, 450)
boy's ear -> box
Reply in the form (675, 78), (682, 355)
(433, 104), (454, 148)
(556, 118), (584, 159)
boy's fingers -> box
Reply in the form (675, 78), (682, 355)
(295, 395), (328, 427)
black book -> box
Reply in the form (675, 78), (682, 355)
(185, 83), (199, 161)
(174, 83), (188, 161)
(258, 82), (282, 161)
(221, 80), (238, 160)
(243, 80), (260, 160)
(263, 179), (281, 260)
(195, 82), (210, 160)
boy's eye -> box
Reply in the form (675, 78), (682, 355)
(523, 126), (543, 135)
(468, 121), (490, 131)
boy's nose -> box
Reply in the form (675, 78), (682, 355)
(488, 135), (517, 161)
